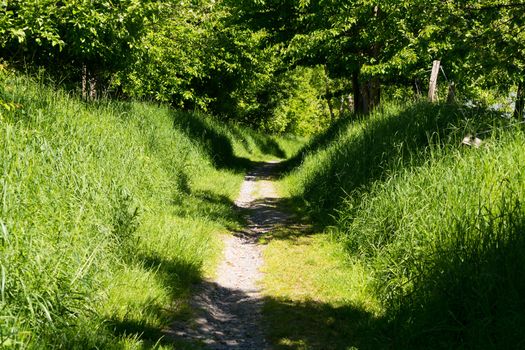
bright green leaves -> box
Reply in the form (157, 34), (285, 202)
(1, 0), (523, 127)
(9, 28), (26, 43)
(266, 66), (332, 134)
(115, 0), (218, 106)
(116, 0), (287, 121)
(0, 0), (161, 83)
(0, 0), (64, 50)
(57, 0), (155, 64)
(227, 0), (524, 110)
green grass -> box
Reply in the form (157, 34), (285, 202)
(277, 102), (525, 348)
(261, 229), (382, 350)
(0, 70), (293, 348)
(340, 129), (525, 349)
(5, 66), (520, 349)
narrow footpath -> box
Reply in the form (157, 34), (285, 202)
(170, 161), (289, 349)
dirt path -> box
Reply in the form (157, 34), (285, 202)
(170, 161), (288, 349)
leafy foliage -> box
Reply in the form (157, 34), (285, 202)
(0, 0), (158, 81)
(226, 0), (525, 116)
(264, 66), (332, 135)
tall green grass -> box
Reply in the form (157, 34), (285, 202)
(0, 70), (288, 348)
(283, 102), (525, 348)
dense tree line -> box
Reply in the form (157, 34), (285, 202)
(1, 0), (524, 130)
(228, 0), (524, 117)
(0, 0), (301, 130)
(0, 0), (157, 92)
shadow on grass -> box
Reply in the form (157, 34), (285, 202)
(280, 114), (358, 173)
(171, 110), (285, 171)
(108, 318), (174, 348)
(263, 297), (387, 350)
(172, 190), (247, 231)
(264, 209), (525, 350)
(107, 156), (525, 349)
(171, 110), (249, 171)
(264, 235), (525, 349)
(383, 199), (525, 349)
(88, 227), (525, 350)
(165, 280), (383, 350)
(281, 103), (506, 224)
(105, 254), (204, 349)
(140, 254), (201, 298)
(255, 103), (525, 349)
(229, 125), (287, 159)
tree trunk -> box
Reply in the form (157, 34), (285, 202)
(323, 65), (335, 120)
(447, 82), (456, 103)
(82, 64), (88, 100)
(514, 81), (524, 119)
(359, 82), (370, 115)
(89, 72), (97, 100)
(352, 70), (380, 115)
(428, 60), (441, 102)
(352, 70), (361, 114)
(369, 77), (381, 109)
(82, 65), (98, 101)
(413, 78), (422, 98)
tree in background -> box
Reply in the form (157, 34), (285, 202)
(263, 66), (331, 134)
(1, 0), (523, 126)
(0, 0), (159, 98)
(225, 0), (525, 116)
(113, 0), (289, 127)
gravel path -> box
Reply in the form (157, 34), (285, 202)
(169, 161), (288, 349)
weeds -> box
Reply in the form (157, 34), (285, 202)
(280, 101), (525, 348)
(0, 71), (291, 348)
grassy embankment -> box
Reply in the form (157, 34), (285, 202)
(263, 102), (525, 349)
(0, 69), (299, 349)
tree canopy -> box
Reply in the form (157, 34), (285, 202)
(1, 0), (524, 130)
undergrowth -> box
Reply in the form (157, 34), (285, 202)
(281, 102), (525, 348)
(0, 70), (293, 348)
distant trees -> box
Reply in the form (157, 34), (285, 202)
(0, 0), (158, 97)
(226, 0), (525, 116)
(1, 0), (523, 123)
(118, 0), (278, 117)
(0, 0), (287, 124)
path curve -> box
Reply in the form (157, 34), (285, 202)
(170, 161), (288, 349)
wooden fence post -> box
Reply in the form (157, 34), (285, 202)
(428, 60), (440, 102)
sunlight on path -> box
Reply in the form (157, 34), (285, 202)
(169, 161), (288, 349)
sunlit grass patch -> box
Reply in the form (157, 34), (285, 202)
(261, 229), (382, 349)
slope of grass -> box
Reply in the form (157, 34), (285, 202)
(279, 102), (525, 348)
(0, 70), (291, 349)
(284, 103), (506, 222)
(341, 129), (525, 348)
